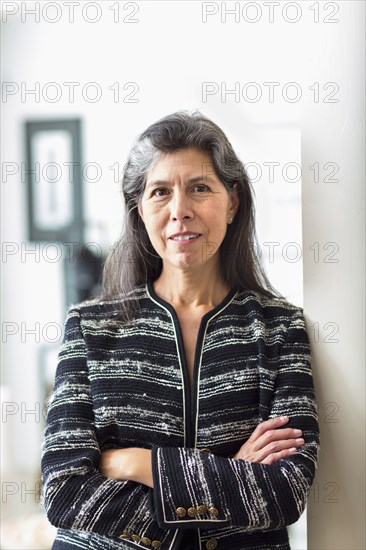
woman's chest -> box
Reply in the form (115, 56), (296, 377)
(85, 320), (278, 453)
(175, 311), (202, 392)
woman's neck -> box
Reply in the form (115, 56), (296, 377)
(152, 263), (230, 309)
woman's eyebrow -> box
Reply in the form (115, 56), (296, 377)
(145, 175), (217, 189)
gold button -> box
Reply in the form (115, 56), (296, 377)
(119, 533), (129, 539)
(197, 504), (208, 514)
(141, 536), (151, 546)
(200, 447), (211, 452)
(152, 542), (161, 549)
(206, 538), (218, 550)
(187, 506), (197, 517)
(208, 507), (218, 517)
(176, 506), (186, 517)
(131, 534), (141, 542)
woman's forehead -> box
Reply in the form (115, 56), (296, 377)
(146, 148), (214, 179)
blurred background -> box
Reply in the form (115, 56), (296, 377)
(1, 1), (364, 549)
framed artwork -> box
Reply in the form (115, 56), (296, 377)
(25, 119), (84, 242)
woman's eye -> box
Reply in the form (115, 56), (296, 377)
(152, 188), (169, 197)
(193, 184), (209, 192)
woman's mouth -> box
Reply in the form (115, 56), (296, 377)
(169, 233), (201, 244)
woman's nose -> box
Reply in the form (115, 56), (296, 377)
(169, 190), (194, 221)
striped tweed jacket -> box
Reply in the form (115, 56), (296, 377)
(41, 281), (319, 550)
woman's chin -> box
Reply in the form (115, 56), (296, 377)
(162, 254), (216, 274)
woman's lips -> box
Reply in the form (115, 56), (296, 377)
(169, 234), (202, 245)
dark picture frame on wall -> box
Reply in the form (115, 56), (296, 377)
(25, 119), (84, 243)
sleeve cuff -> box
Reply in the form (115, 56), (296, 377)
(151, 447), (229, 530)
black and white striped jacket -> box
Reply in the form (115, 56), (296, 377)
(41, 282), (319, 550)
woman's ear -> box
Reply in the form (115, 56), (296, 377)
(229, 182), (240, 218)
(137, 202), (144, 223)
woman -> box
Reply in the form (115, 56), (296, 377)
(41, 111), (319, 550)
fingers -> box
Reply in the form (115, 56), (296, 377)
(247, 416), (290, 442)
(257, 436), (304, 462)
(233, 416), (305, 464)
(261, 447), (299, 465)
(254, 427), (303, 451)
(249, 417), (302, 449)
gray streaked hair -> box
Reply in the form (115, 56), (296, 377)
(99, 110), (282, 321)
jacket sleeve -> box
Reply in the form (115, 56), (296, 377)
(41, 306), (150, 537)
(151, 307), (320, 532)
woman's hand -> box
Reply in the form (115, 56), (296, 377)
(233, 416), (304, 465)
(99, 448), (153, 488)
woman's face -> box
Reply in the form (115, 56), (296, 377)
(138, 147), (239, 273)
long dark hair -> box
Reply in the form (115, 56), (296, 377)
(99, 110), (282, 321)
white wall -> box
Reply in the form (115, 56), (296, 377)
(300, 3), (365, 548)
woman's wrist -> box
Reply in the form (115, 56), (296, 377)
(129, 448), (153, 488)
(99, 447), (154, 488)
